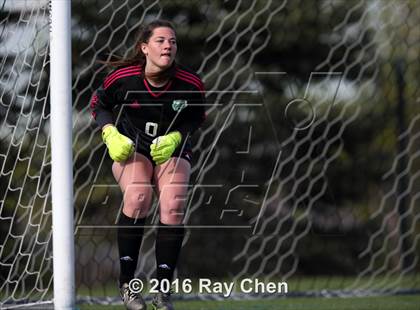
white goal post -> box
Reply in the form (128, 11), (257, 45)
(49, 1), (75, 309)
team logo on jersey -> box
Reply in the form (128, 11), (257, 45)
(172, 99), (188, 112)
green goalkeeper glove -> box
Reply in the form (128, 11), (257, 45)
(150, 131), (182, 165)
(102, 125), (134, 162)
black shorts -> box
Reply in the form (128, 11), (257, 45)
(134, 140), (193, 166)
(117, 119), (193, 166)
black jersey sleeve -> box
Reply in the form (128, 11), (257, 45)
(90, 82), (120, 129)
(90, 65), (142, 129)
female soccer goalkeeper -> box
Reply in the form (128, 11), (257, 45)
(90, 19), (206, 310)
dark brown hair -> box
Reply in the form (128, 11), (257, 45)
(101, 19), (176, 82)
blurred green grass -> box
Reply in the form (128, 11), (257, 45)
(75, 275), (420, 309)
(2, 276), (419, 308)
(75, 275), (420, 297)
(79, 295), (420, 310)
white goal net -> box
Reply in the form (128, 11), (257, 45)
(1, 0), (419, 307)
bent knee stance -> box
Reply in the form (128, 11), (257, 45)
(160, 198), (185, 224)
(123, 186), (152, 218)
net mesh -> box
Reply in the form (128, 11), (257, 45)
(0, 0), (419, 307)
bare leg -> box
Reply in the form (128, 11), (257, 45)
(112, 152), (154, 218)
(153, 157), (191, 225)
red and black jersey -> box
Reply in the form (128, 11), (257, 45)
(90, 63), (206, 151)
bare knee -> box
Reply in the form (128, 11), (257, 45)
(160, 198), (185, 225)
(123, 189), (152, 218)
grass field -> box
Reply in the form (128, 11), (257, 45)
(75, 275), (420, 296)
(73, 275), (420, 309)
(79, 295), (420, 310)
(3, 276), (419, 309)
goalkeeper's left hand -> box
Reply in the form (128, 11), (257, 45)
(150, 131), (182, 165)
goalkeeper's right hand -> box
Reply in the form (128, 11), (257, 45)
(102, 125), (134, 162)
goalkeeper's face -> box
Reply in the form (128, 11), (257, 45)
(141, 26), (177, 71)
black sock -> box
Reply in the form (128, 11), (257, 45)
(117, 212), (146, 286)
(155, 221), (185, 291)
